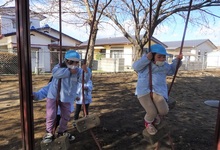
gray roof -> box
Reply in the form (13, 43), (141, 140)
(36, 25), (82, 44)
(80, 36), (166, 47)
(3, 29), (59, 41)
(163, 39), (217, 49)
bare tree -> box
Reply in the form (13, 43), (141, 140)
(81, 0), (112, 69)
(0, 0), (14, 7)
(30, 0), (112, 69)
(0, 0), (15, 35)
(101, 0), (220, 61)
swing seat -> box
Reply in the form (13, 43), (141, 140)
(75, 114), (100, 133)
(204, 100), (220, 108)
(40, 134), (70, 150)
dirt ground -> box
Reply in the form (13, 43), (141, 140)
(0, 69), (220, 150)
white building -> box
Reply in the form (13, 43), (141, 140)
(163, 39), (218, 70)
(80, 36), (165, 72)
(163, 39), (217, 61)
(0, 7), (82, 73)
(207, 50), (220, 68)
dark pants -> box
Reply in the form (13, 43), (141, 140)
(55, 115), (61, 130)
(74, 104), (89, 120)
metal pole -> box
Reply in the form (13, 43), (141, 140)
(215, 102), (220, 149)
(59, 0), (62, 62)
(15, 0), (34, 149)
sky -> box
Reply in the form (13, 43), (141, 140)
(1, 0), (220, 46)
(153, 6), (220, 46)
(43, 5), (220, 46)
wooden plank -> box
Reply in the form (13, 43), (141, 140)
(41, 134), (70, 150)
(75, 114), (100, 133)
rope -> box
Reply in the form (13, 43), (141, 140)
(164, 0), (193, 149)
(148, 0), (153, 100)
(168, 0), (193, 96)
(147, 1), (193, 149)
(166, 1), (193, 149)
(82, 0), (99, 116)
(81, 0), (102, 149)
(215, 101), (220, 149)
(52, 0), (62, 135)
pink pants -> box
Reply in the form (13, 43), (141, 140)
(46, 98), (71, 133)
(138, 93), (169, 122)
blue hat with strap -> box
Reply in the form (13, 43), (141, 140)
(65, 50), (80, 61)
(150, 44), (168, 55)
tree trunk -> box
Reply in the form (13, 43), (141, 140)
(133, 44), (144, 61)
(87, 21), (98, 70)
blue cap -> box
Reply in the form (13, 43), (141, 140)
(150, 44), (168, 55)
(65, 50), (80, 61)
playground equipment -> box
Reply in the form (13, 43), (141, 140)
(142, 0), (193, 149)
(16, 0), (220, 150)
(204, 100), (219, 108)
(40, 135), (69, 150)
(75, 114), (100, 133)
(40, 0), (101, 150)
(204, 99), (220, 149)
(16, 0), (101, 149)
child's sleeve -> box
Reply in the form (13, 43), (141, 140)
(132, 54), (151, 72)
(167, 58), (182, 75)
(86, 80), (93, 91)
(52, 64), (71, 78)
(84, 67), (92, 82)
(33, 83), (50, 101)
(76, 83), (81, 97)
(78, 67), (92, 83)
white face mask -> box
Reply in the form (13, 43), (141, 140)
(67, 65), (78, 69)
(155, 61), (165, 66)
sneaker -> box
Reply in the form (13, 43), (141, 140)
(145, 122), (157, 135)
(64, 132), (75, 141)
(153, 115), (161, 125)
(72, 120), (77, 128)
(57, 132), (75, 141)
(42, 133), (53, 143)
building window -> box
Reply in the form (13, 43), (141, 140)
(110, 47), (123, 58)
(198, 50), (201, 61)
(100, 49), (106, 58)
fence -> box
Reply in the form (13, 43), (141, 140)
(0, 51), (219, 74)
(0, 52), (18, 74)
